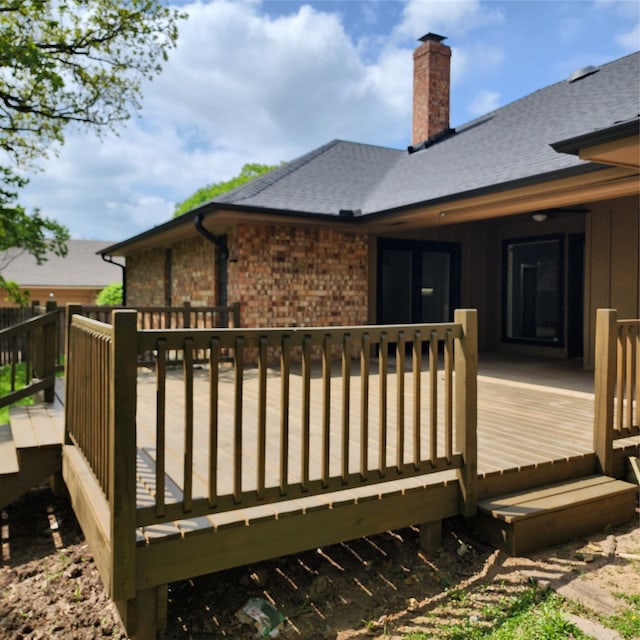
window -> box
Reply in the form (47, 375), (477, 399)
(503, 236), (563, 345)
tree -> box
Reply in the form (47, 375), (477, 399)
(173, 163), (280, 217)
(96, 282), (123, 305)
(0, 0), (185, 303)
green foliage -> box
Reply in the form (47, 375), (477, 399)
(604, 593), (640, 639)
(0, 0), (185, 303)
(173, 163), (280, 217)
(403, 586), (589, 640)
(96, 281), (123, 305)
(0, 362), (33, 424)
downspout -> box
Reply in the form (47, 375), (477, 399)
(101, 254), (127, 305)
(194, 213), (229, 307)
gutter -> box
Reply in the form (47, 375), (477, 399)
(194, 212), (228, 307)
(101, 254), (126, 305)
(194, 213), (229, 260)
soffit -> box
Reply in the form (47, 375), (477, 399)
(578, 136), (640, 169)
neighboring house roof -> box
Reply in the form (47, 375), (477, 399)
(101, 50), (639, 256)
(1, 240), (123, 288)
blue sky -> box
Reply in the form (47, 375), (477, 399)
(22, 0), (639, 241)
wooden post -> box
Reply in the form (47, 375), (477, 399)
(593, 309), (616, 476)
(64, 304), (83, 446)
(455, 309), (477, 517)
(42, 300), (57, 403)
(182, 301), (191, 329)
(109, 310), (138, 604)
(231, 301), (241, 328)
(419, 520), (442, 554)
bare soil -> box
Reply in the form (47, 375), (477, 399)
(1, 486), (638, 639)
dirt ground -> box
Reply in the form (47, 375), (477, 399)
(1, 486), (638, 639)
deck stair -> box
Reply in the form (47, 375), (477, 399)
(0, 401), (64, 509)
(475, 475), (638, 555)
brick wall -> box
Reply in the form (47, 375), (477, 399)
(228, 224), (369, 328)
(171, 236), (218, 306)
(126, 224), (369, 328)
(126, 248), (166, 306)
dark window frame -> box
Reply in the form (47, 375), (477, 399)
(501, 234), (565, 348)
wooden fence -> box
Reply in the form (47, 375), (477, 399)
(593, 309), (640, 475)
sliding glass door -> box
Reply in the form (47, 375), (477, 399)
(378, 239), (460, 325)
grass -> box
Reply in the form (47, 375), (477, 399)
(0, 362), (34, 424)
(403, 584), (590, 640)
(603, 593), (640, 639)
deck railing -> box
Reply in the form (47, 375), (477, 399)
(81, 301), (241, 330)
(0, 301), (58, 408)
(594, 309), (640, 475)
(64, 308), (478, 544)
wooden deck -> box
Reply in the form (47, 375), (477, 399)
(132, 356), (637, 521)
(57, 310), (638, 638)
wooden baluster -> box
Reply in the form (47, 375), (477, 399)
(379, 332), (387, 477)
(616, 324), (626, 432)
(233, 336), (244, 503)
(183, 338), (194, 513)
(321, 334), (331, 487)
(280, 335), (290, 495)
(396, 331), (405, 472)
(429, 330), (438, 463)
(341, 333), (351, 484)
(412, 330), (421, 470)
(155, 339), (167, 517)
(444, 329), (453, 463)
(360, 333), (370, 480)
(257, 336), (268, 499)
(301, 335), (311, 491)
(209, 337), (219, 507)
(625, 324), (635, 430)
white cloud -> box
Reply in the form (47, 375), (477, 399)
(22, 0), (414, 240)
(468, 89), (501, 116)
(616, 21), (640, 51)
(394, 0), (505, 40)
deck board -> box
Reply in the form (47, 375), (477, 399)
(130, 358), (638, 547)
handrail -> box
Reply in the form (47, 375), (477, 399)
(593, 309), (640, 475)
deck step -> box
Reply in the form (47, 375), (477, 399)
(0, 404), (65, 509)
(0, 422), (19, 475)
(474, 475), (638, 555)
(10, 403), (64, 449)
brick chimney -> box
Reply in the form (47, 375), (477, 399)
(412, 33), (451, 146)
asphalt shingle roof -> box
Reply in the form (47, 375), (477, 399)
(209, 51), (639, 217)
(1, 240), (123, 287)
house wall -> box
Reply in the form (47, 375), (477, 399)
(0, 287), (103, 308)
(170, 237), (218, 306)
(228, 224), (369, 328)
(584, 195), (640, 367)
(126, 238), (218, 307)
(126, 248), (168, 306)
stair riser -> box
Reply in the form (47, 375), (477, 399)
(0, 447), (62, 509)
(475, 490), (637, 555)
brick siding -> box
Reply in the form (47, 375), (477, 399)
(229, 224), (368, 328)
(126, 248), (166, 306)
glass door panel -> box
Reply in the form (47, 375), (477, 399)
(421, 251), (450, 323)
